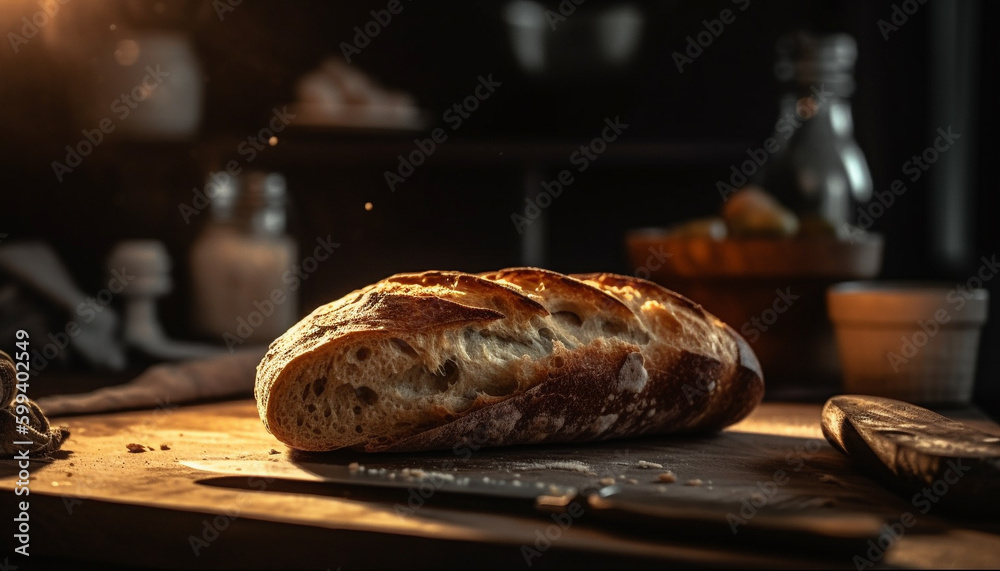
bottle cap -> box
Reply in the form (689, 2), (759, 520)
(775, 32), (857, 96)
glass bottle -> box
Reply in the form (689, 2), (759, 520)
(761, 32), (873, 231)
(190, 171), (297, 346)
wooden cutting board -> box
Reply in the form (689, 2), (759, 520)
(1, 399), (999, 569)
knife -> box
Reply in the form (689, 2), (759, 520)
(182, 458), (886, 552)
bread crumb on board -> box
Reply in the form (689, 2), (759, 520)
(126, 443), (146, 453)
(512, 460), (596, 477)
(599, 477), (616, 486)
(269, 448), (280, 455)
(159, 444), (170, 451)
(636, 460), (664, 469)
(658, 471), (677, 483)
(684, 478), (704, 486)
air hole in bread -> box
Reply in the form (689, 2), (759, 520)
(452, 393), (477, 412)
(392, 338), (419, 358)
(312, 427), (322, 435)
(313, 377), (328, 396)
(334, 383), (354, 406)
(352, 405), (361, 415)
(307, 404), (317, 413)
(356, 347), (370, 361)
(600, 319), (629, 336)
(355, 425), (363, 433)
(553, 310), (583, 327)
(355, 386), (379, 405)
(325, 405), (333, 417)
(481, 376), (518, 397)
(301, 382), (312, 400)
(393, 364), (454, 395)
(552, 355), (565, 368)
(535, 327), (555, 352)
(435, 359), (460, 387)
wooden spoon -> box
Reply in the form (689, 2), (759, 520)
(822, 395), (1000, 514)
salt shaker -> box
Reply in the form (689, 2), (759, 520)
(190, 171), (297, 348)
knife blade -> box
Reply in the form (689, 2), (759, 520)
(182, 457), (885, 552)
(181, 459), (578, 502)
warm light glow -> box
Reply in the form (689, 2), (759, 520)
(268, 136), (278, 146)
(364, 202), (373, 211)
(795, 96), (818, 119)
(114, 39), (140, 66)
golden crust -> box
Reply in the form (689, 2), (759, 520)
(255, 268), (764, 452)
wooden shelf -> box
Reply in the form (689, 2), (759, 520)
(197, 131), (754, 169)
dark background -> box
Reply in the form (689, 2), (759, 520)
(0, 0), (996, 413)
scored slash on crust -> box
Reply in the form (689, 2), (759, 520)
(255, 268), (764, 452)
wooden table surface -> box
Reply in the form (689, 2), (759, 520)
(2, 399), (999, 569)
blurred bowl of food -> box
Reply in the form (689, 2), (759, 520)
(626, 188), (884, 399)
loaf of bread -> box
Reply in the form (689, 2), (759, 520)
(255, 268), (764, 452)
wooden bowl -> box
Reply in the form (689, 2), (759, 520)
(626, 229), (884, 400)
(626, 230), (883, 279)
